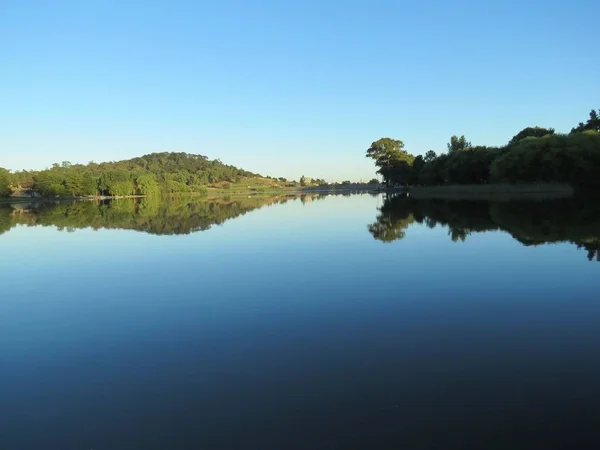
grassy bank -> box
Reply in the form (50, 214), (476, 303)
(0, 185), (376, 205)
(408, 183), (574, 200)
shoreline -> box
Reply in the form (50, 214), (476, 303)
(0, 186), (379, 204)
(1, 183), (579, 204)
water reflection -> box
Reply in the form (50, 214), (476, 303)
(369, 193), (600, 261)
(0, 193), (328, 237)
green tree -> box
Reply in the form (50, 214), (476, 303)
(571, 109), (600, 133)
(110, 181), (135, 197)
(447, 135), (472, 153)
(163, 180), (191, 193)
(98, 171), (133, 196)
(491, 133), (600, 187)
(10, 170), (35, 191)
(32, 170), (66, 197)
(419, 154), (449, 185)
(0, 168), (12, 197)
(135, 174), (161, 196)
(424, 150), (437, 163)
(63, 172), (96, 196)
(411, 155), (425, 184)
(442, 147), (497, 184)
(366, 138), (414, 186)
(508, 126), (555, 145)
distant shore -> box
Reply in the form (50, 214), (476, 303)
(1, 184), (579, 204)
(0, 186), (378, 205)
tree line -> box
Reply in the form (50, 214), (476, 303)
(366, 109), (600, 189)
(1, 152), (259, 198)
(368, 193), (600, 261)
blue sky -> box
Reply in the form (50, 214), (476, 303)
(1, 0), (598, 181)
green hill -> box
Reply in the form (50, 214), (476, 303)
(5, 152), (290, 197)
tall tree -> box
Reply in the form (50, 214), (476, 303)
(366, 138), (414, 186)
(447, 135), (472, 153)
(411, 155), (425, 184)
(424, 150), (437, 163)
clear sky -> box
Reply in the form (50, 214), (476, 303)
(1, 0), (598, 181)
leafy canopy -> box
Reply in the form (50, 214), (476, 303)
(571, 109), (600, 134)
(447, 135), (472, 153)
(18, 152), (261, 198)
(0, 168), (12, 197)
(366, 138), (415, 185)
(508, 126), (555, 145)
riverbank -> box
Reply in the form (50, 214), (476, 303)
(408, 183), (574, 200)
(0, 186), (377, 205)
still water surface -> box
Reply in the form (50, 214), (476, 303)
(2, 193), (600, 449)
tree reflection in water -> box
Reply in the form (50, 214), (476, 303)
(0, 193), (327, 237)
(368, 193), (600, 261)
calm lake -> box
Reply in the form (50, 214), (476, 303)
(2, 193), (600, 449)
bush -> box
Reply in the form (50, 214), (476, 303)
(490, 133), (600, 188)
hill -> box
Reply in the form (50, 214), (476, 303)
(4, 152), (290, 198)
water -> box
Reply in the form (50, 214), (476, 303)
(2, 193), (600, 449)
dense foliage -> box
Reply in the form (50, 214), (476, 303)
(508, 126), (555, 145)
(368, 194), (600, 261)
(447, 135), (472, 153)
(571, 109), (600, 133)
(0, 168), (12, 197)
(7, 152), (259, 198)
(365, 138), (415, 186)
(366, 109), (600, 189)
(491, 133), (600, 188)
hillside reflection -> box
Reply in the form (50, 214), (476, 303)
(369, 193), (600, 261)
(0, 193), (328, 237)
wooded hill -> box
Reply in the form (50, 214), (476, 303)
(3, 152), (264, 197)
